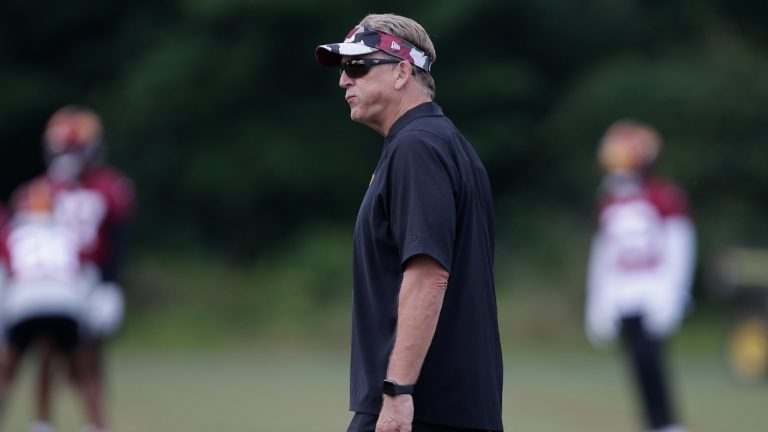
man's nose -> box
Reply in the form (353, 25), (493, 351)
(339, 71), (354, 88)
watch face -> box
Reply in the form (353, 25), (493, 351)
(382, 379), (396, 396)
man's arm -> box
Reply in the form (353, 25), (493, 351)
(376, 254), (448, 432)
(388, 254), (449, 382)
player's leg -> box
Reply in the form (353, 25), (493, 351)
(77, 282), (124, 432)
(0, 344), (22, 412)
(1, 318), (38, 423)
(620, 315), (678, 431)
(29, 316), (80, 432)
(75, 340), (107, 431)
(31, 341), (57, 432)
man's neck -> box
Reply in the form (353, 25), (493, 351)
(380, 92), (432, 136)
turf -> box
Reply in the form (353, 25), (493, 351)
(3, 347), (766, 431)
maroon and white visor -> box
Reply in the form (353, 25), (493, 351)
(316, 25), (433, 73)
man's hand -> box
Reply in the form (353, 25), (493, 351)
(376, 394), (414, 432)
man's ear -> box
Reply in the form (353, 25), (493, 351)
(393, 61), (412, 90)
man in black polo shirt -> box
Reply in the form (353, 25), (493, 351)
(316, 13), (503, 432)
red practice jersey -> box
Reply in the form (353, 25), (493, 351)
(596, 175), (689, 272)
(9, 166), (135, 272)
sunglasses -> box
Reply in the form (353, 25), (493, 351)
(340, 58), (402, 78)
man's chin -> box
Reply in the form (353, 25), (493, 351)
(349, 108), (364, 123)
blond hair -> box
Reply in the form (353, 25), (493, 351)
(359, 13), (436, 99)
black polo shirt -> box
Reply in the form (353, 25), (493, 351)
(350, 102), (503, 431)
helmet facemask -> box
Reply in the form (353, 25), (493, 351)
(43, 106), (104, 181)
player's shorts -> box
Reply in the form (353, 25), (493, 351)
(7, 315), (80, 354)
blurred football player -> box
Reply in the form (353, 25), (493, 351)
(585, 119), (696, 432)
(0, 180), (94, 428)
(13, 105), (135, 432)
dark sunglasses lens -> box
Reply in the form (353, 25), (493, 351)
(342, 62), (369, 78)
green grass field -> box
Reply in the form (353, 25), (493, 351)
(3, 344), (766, 432)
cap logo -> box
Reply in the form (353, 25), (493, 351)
(391, 41), (401, 51)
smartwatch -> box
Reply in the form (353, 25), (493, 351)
(382, 379), (415, 396)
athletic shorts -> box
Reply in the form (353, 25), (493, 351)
(7, 315), (80, 354)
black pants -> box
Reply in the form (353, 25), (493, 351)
(347, 413), (495, 432)
(620, 315), (677, 430)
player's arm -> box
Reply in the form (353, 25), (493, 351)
(102, 173), (136, 283)
(646, 215), (696, 337)
(585, 231), (617, 346)
(101, 222), (128, 283)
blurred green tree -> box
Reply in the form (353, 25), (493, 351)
(1, 0), (766, 292)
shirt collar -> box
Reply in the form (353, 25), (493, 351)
(386, 102), (443, 139)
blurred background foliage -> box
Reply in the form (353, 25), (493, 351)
(1, 0), (767, 345)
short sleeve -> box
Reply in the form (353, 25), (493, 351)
(649, 179), (689, 217)
(386, 132), (455, 272)
(107, 175), (136, 222)
(89, 169), (136, 223)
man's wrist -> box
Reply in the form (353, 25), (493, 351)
(382, 378), (415, 396)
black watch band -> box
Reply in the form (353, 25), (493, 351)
(382, 379), (415, 396)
